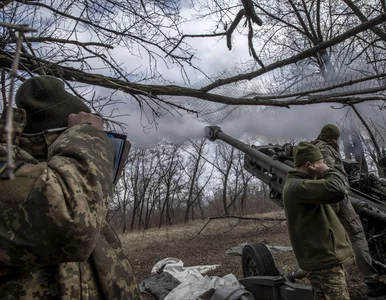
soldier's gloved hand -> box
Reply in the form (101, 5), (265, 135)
(308, 162), (329, 177)
(68, 111), (104, 130)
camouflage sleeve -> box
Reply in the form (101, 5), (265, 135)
(316, 143), (349, 190)
(294, 169), (348, 204)
(0, 124), (114, 266)
(318, 144), (336, 168)
(319, 144), (348, 178)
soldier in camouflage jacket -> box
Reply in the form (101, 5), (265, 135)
(312, 124), (386, 298)
(283, 142), (353, 300)
(0, 76), (142, 299)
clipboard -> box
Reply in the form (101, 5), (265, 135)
(106, 131), (131, 184)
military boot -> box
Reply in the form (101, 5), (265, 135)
(367, 282), (386, 298)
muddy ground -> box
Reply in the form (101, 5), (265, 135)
(122, 210), (369, 299)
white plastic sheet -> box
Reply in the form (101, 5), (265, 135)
(152, 257), (219, 283)
(150, 258), (253, 300)
(164, 273), (244, 300)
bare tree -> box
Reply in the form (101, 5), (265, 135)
(227, 150), (253, 214)
(156, 141), (184, 227)
(181, 138), (213, 222)
(109, 170), (132, 232)
(1, 0), (385, 116)
(126, 148), (161, 230)
(213, 143), (235, 215)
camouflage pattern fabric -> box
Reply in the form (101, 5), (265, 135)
(307, 264), (350, 300)
(312, 139), (380, 284)
(0, 107), (142, 299)
(312, 139), (348, 186)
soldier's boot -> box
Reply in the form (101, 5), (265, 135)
(367, 282), (386, 298)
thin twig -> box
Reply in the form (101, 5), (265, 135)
(185, 218), (214, 242)
(351, 104), (382, 158)
(201, 13), (386, 92)
(21, 37), (114, 49)
(227, 9), (245, 50)
(186, 215), (285, 242)
(247, 19), (265, 68)
(209, 215), (286, 221)
(4, 29), (25, 179)
(1, 70), (6, 110)
(0, 22), (36, 32)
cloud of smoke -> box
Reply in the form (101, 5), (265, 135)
(109, 99), (350, 148)
(219, 105), (347, 142)
(99, 86), (384, 149)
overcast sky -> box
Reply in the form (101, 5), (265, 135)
(68, 3), (384, 149)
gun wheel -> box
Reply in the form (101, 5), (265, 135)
(241, 242), (280, 278)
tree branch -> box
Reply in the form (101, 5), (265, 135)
(245, 73), (386, 100)
(342, 0), (386, 42)
(351, 104), (382, 158)
(16, 0), (190, 61)
(201, 13), (386, 92)
(186, 215), (285, 242)
(0, 53), (384, 108)
(241, 0), (263, 26)
(0, 0), (15, 10)
(166, 32), (227, 57)
(247, 19), (265, 67)
(227, 9), (245, 50)
(21, 37), (114, 49)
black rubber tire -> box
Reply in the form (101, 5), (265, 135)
(241, 242), (279, 278)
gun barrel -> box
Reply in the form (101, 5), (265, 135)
(205, 126), (293, 174)
(349, 196), (386, 225)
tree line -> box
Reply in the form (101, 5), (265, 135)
(108, 137), (279, 232)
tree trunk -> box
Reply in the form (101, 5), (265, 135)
(130, 201), (137, 231)
(184, 204), (191, 223)
(138, 196), (145, 230)
(122, 205), (127, 233)
(198, 197), (204, 220)
(222, 180), (229, 215)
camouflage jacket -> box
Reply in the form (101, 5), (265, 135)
(311, 139), (350, 214)
(311, 139), (348, 183)
(0, 108), (142, 300)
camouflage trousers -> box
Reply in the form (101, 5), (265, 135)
(307, 264), (350, 300)
(334, 197), (380, 284)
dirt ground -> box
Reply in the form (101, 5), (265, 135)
(122, 210), (370, 299)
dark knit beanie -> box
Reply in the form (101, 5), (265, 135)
(294, 142), (324, 167)
(319, 124), (340, 141)
(15, 75), (91, 133)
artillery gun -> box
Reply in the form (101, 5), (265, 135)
(205, 126), (386, 300)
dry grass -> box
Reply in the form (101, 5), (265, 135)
(122, 210), (368, 299)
